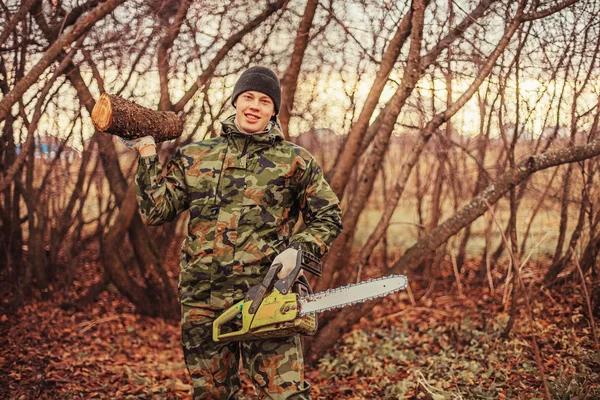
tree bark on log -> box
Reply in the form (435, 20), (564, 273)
(92, 93), (183, 142)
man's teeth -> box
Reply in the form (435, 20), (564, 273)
(246, 114), (258, 120)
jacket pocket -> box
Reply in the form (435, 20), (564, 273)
(179, 238), (212, 304)
(183, 202), (217, 271)
(188, 202), (218, 243)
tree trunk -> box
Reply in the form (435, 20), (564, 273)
(456, 133), (492, 270)
(327, 7), (414, 194)
(279, 0), (319, 139)
(316, 0), (427, 293)
(157, 0), (192, 112)
(23, 121), (49, 290)
(457, 85), (496, 270)
(16, 43), (81, 290)
(40, 40), (180, 318)
(592, 282), (600, 319)
(502, 189), (522, 337)
(551, 164), (573, 264)
(545, 168), (594, 284)
(0, 47), (25, 301)
(344, 7), (524, 289)
(577, 200), (600, 276)
(0, 111), (23, 282)
(49, 137), (97, 269)
(429, 0), (455, 234)
(354, 0), (498, 166)
(518, 167), (558, 256)
(100, 185), (159, 316)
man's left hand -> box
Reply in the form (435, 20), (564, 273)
(272, 247), (300, 279)
(116, 135), (156, 156)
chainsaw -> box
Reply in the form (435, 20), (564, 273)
(213, 248), (408, 342)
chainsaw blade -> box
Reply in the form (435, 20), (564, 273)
(298, 275), (408, 316)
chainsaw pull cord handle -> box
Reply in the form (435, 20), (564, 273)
(213, 300), (246, 342)
(247, 262), (282, 314)
(214, 264), (282, 341)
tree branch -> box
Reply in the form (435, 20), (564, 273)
(308, 137), (600, 362)
(157, 0), (192, 111)
(0, 0), (37, 49)
(173, 0), (289, 112)
(279, 0), (319, 139)
(0, 0), (126, 122)
(522, 0), (579, 21)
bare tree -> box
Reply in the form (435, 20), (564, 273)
(308, 136), (600, 359)
(2, 0), (598, 369)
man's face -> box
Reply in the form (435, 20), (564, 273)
(234, 91), (275, 134)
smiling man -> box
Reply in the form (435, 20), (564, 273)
(121, 66), (343, 399)
(231, 67), (280, 134)
(235, 90), (275, 132)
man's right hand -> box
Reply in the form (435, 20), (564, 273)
(117, 135), (156, 156)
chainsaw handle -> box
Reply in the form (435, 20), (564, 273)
(213, 300), (248, 342)
(274, 249), (303, 294)
(246, 263), (282, 314)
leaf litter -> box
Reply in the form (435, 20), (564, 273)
(1, 260), (599, 399)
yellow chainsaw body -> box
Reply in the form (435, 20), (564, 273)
(213, 289), (317, 342)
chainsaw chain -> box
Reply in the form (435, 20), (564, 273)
(298, 274), (407, 317)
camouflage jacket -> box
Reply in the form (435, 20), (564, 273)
(135, 115), (343, 309)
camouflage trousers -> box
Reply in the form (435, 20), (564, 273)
(182, 304), (312, 400)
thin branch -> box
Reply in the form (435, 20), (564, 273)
(0, 0), (37, 49)
(522, 0), (579, 21)
(173, 0), (289, 112)
(573, 249), (600, 357)
(484, 199), (552, 400)
(0, 36), (83, 192)
(0, 0), (126, 122)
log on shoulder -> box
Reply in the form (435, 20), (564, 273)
(92, 93), (183, 143)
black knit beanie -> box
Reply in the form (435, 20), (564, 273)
(232, 66), (281, 114)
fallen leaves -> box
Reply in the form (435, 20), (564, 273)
(1, 260), (599, 399)
(308, 263), (600, 399)
(1, 290), (191, 399)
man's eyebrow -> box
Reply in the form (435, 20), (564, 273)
(259, 95), (272, 101)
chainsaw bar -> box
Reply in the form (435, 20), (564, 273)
(298, 274), (408, 317)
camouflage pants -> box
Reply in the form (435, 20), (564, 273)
(182, 304), (311, 400)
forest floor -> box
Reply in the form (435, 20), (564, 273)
(1, 259), (600, 400)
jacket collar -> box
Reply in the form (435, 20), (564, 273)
(220, 114), (284, 144)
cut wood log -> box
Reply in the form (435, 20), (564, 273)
(92, 93), (183, 142)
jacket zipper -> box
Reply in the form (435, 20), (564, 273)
(212, 139), (230, 207)
(241, 136), (249, 158)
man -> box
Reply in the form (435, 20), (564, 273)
(121, 66), (343, 399)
